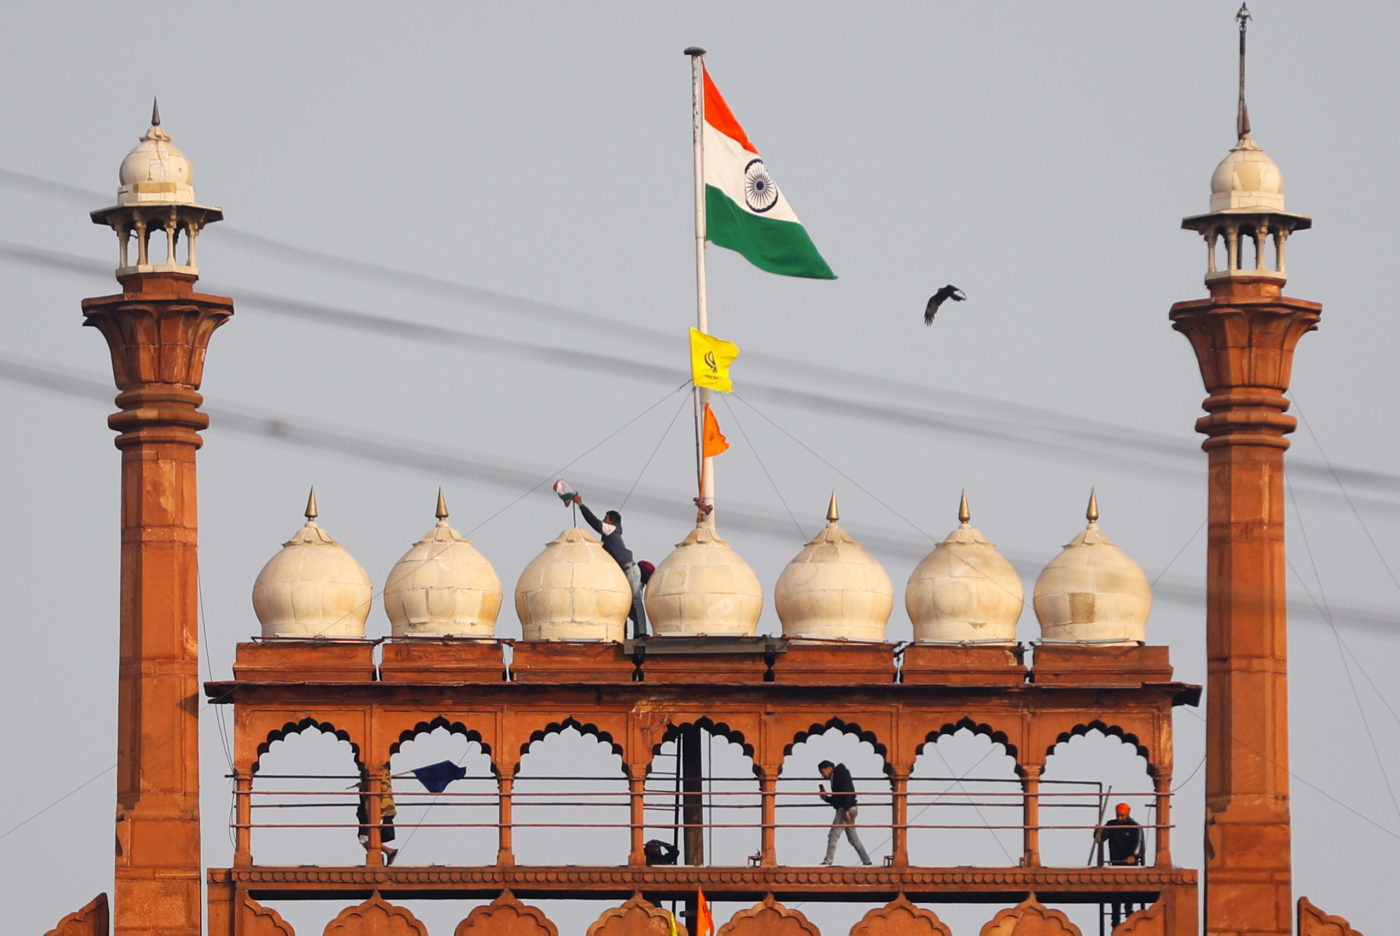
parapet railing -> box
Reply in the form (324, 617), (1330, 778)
(228, 773), (1171, 869)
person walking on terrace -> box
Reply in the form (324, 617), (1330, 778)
(817, 760), (872, 866)
(573, 492), (648, 638)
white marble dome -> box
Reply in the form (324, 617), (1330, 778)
(117, 105), (196, 207)
(646, 521), (762, 636)
(383, 492), (502, 638)
(775, 494), (892, 641)
(906, 494), (1023, 644)
(252, 493), (373, 638)
(514, 527), (630, 641)
(1209, 135), (1284, 213)
(1033, 493), (1151, 644)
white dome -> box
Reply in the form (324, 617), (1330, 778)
(252, 494), (372, 638)
(514, 527), (630, 641)
(1033, 494), (1151, 645)
(775, 495), (892, 641)
(1209, 135), (1284, 213)
(383, 492), (502, 638)
(117, 107), (197, 207)
(906, 494), (1023, 643)
(646, 521), (762, 636)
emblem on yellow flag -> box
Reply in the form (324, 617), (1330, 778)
(690, 327), (740, 392)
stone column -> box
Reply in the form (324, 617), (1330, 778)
(1020, 764), (1042, 868)
(497, 769), (515, 866)
(83, 271), (233, 936)
(1171, 275), (1320, 936)
(759, 771), (777, 865)
(628, 771), (646, 866)
(889, 769), (910, 867)
(234, 772), (253, 867)
(1154, 770), (1173, 867)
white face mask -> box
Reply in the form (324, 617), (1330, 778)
(601, 522), (617, 536)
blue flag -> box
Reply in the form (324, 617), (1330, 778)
(411, 760), (468, 793)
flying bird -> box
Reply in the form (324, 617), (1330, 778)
(924, 285), (967, 325)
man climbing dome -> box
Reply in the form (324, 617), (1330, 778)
(573, 492), (648, 638)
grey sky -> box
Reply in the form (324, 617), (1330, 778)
(2, 2), (1398, 933)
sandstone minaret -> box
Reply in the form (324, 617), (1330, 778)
(1170, 10), (1318, 934)
(85, 102), (232, 936)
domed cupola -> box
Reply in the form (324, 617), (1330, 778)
(90, 101), (223, 278)
(1033, 492), (1151, 645)
(514, 526), (631, 641)
(1209, 134), (1284, 213)
(252, 490), (374, 638)
(645, 519), (763, 636)
(117, 101), (197, 207)
(775, 493), (893, 641)
(905, 492), (1023, 644)
(383, 490), (502, 638)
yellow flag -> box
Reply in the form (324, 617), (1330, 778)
(667, 910), (681, 936)
(690, 328), (740, 393)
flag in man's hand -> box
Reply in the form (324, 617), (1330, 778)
(410, 760), (468, 793)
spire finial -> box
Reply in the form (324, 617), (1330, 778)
(958, 489), (971, 525)
(1086, 489), (1099, 524)
(151, 97), (161, 128)
(1236, 2), (1252, 140)
(826, 490), (839, 523)
(304, 487), (318, 521)
(436, 487), (449, 521)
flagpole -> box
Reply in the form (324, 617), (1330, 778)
(686, 46), (716, 525)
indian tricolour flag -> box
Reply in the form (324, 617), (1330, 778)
(703, 66), (836, 280)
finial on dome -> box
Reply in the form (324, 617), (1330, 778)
(304, 487), (318, 521)
(436, 487), (449, 521)
(1086, 489), (1099, 524)
(958, 490), (970, 525)
(151, 97), (161, 128)
(1236, 3), (1252, 141)
(826, 490), (840, 523)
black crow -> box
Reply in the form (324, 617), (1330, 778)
(924, 285), (967, 325)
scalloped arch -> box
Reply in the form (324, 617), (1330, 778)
(516, 717), (626, 773)
(717, 895), (819, 936)
(255, 717), (363, 775)
(918, 716), (1019, 764)
(455, 891), (558, 936)
(390, 716), (496, 776)
(587, 895), (679, 936)
(783, 717), (889, 770)
(323, 893), (427, 936)
(852, 895), (952, 936)
(654, 717), (757, 774)
(979, 898), (1081, 936)
(1046, 720), (1150, 764)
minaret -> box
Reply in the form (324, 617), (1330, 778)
(84, 103), (232, 936)
(1169, 9), (1317, 935)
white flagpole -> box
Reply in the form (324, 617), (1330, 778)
(686, 46), (715, 524)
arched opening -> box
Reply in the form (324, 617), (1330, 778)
(1041, 726), (1153, 868)
(646, 721), (759, 867)
(513, 721), (628, 865)
(251, 722), (364, 867)
(387, 721), (497, 866)
(776, 723), (890, 867)
(910, 725), (1021, 867)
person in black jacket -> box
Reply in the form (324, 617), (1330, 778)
(817, 760), (873, 865)
(1097, 802), (1144, 865)
(574, 493), (648, 638)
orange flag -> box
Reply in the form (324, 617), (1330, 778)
(702, 404), (730, 458)
(695, 888), (715, 936)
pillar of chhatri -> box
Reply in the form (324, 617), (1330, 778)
(1169, 11), (1317, 935)
(84, 102), (232, 936)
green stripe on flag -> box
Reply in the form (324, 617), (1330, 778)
(705, 185), (836, 280)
